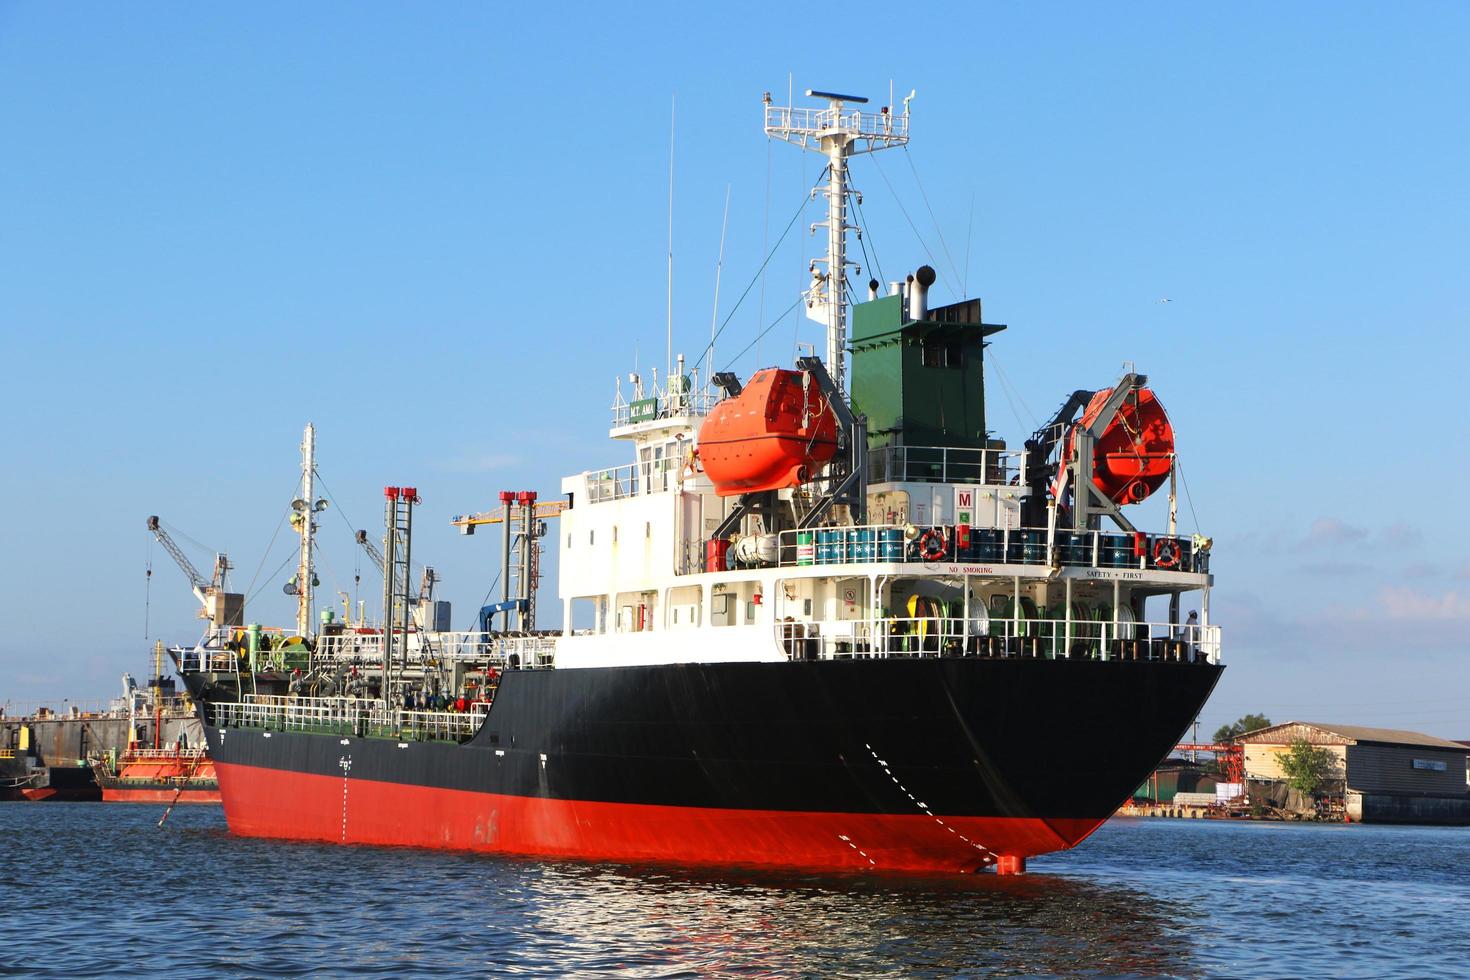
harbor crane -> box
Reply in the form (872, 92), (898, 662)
(354, 529), (439, 604)
(146, 516), (244, 628)
(452, 494), (566, 632)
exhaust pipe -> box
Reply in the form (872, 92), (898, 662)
(911, 265), (936, 321)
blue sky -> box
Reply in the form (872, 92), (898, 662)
(2, 3), (1467, 738)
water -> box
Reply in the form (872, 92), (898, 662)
(2, 805), (1467, 978)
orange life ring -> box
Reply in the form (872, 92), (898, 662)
(1152, 537), (1181, 569)
(919, 529), (947, 561)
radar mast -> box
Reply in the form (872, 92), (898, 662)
(763, 88), (910, 395)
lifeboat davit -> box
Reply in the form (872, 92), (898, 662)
(1064, 387), (1175, 505)
(697, 368), (838, 497)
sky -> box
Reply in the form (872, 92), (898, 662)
(2, 3), (1467, 739)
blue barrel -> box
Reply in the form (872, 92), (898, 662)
(1010, 529), (1046, 564)
(857, 528), (876, 562)
(1057, 531), (1088, 566)
(975, 528), (1002, 562)
(817, 529), (836, 564)
(1100, 533), (1130, 568)
(879, 528), (903, 562)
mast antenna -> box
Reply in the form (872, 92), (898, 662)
(667, 93), (676, 392)
(292, 423), (327, 638)
(764, 87), (910, 396)
(707, 183), (731, 381)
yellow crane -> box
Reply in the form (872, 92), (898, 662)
(450, 500), (567, 530)
(452, 493), (565, 632)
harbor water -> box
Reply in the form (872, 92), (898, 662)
(2, 804), (1467, 978)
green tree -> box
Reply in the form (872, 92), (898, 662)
(1278, 738), (1337, 796)
(1212, 713), (1271, 743)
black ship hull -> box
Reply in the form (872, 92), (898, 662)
(192, 657), (1221, 873)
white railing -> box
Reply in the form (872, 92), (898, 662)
(176, 629), (556, 674)
(764, 105), (909, 142)
(175, 647), (241, 674)
(120, 747), (209, 761)
(0, 700), (126, 719)
(586, 460), (646, 503)
(868, 445), (1026, 487)
(210, 695), (484, 740)
(610, 387), (717, 428)
(583, 457), (689, 504)
(775, 616), (1221, 664)
(495, 634), (557, 668)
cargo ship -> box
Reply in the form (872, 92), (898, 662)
(173, 90), (1223, 875)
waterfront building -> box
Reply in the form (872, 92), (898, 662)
(1237, 722), (1470, 825)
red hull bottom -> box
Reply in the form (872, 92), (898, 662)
(218, 762), (1103, 874)
(101, 787), (222, 804)
(18, 788), (99, 802)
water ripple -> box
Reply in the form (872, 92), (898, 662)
(2, 804), (1467, 978)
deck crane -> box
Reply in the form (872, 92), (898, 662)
(146, 516), (244, 628)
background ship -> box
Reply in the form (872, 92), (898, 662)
(89, 644), (219, 804)
(172, 88), (1223, 875)
(2, 663), (209, 802)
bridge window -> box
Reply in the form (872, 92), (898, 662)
(922, 338), (962, 368)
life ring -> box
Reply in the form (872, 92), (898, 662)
(1152, 537), (1181, 569)
(919, 529), (947, 561)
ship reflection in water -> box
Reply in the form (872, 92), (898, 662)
(528, 865), (1192, 978)
(7, 805), (1467, 978)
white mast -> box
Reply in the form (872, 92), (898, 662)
(764, 88), (910, 394)
(295, 422), (318, 637)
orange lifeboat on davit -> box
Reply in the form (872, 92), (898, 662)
(1067, 387), (1175, 505)
(697, 368), (838, 497)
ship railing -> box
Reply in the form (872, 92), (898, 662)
(776, 616), (1221, 664)
(175, 645), (241, 674)
(180, 631), (546, 675)
(409, 631), (552, 667)
(583, 449), (702, 505)
(210, 696), (483, 741)
(120, 747), (209, 760)
(610, 386), (717, 427)
(585, 460), (645, 503)
(491, 634), (556, 668)
(764, 105), (909, 141)
(0, 700), (126, 720)
(867, 445), (1026, 488)
(758, 524), (1210, 576)
(314, 632), (387, 661)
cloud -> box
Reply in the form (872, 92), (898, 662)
(1293, 560), (1371, 577)
(1377, 522), (1423, 550)
(1377, 586), (1470, 622)
(1226, 586), (1470, 659)
(1302, 517), (1367, 549)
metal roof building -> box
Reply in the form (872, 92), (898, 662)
(1238, 721), (1470, 825)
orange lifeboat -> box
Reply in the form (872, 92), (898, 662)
(697, 368), (838, 497)
(1064, 387), (1175, 505)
